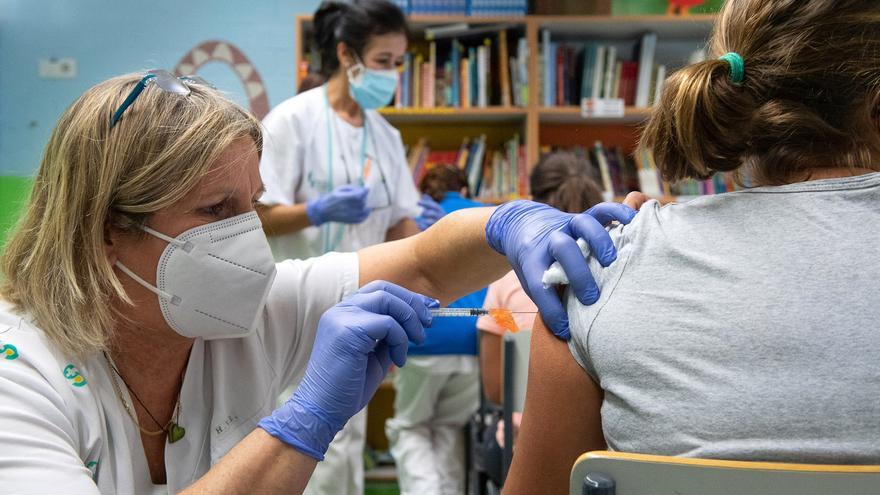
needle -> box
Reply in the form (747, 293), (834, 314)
(430, 308), (537, 317)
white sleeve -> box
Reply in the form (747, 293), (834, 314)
(260, 252), (360, 392)
(259, 104), (303, 207)
(0, 353), (100, 494)
(387, 128), (422, 225)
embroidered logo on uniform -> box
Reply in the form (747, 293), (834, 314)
(63, 364), (87, 387)
(1, 343), (18, 360)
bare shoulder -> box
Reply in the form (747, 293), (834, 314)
(502, 316), (605, 495)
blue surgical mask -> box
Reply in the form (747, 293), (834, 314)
(347, 56), (398, 110)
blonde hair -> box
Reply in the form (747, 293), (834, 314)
(641, 0), (880, 186)
(1, 73), (262, 356)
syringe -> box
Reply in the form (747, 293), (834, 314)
(430, 308), (536, 317)
(430, 308), (490, 317)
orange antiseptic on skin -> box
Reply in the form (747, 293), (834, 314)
(489, 308), (519, 333)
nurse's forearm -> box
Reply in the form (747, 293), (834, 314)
(359, 207), (509, 305)
(183, 429), (316, 494)
(256, 203), (313, 236)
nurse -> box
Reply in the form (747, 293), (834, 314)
(0, 71), (635, 494)
(257, 2), (439, 491)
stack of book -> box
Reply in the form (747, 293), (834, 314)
(395, 31), (528, 108)
(408, 134), (527, 200)
(468, 0), (527, 16)
(541, 31), (674, 107)
(410, 0), (467, 15)
(400, 0), (527, 15)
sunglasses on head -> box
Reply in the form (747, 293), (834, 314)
(109, 69), (212, 128)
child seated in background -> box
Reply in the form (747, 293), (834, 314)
(504, 1), (880, 493)
(475, 152), (604, 485)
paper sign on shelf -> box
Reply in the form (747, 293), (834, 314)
(581, 97), (625, 118)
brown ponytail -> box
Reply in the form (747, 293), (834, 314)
(640, 0), (880, 186)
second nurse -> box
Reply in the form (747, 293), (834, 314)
(257, 1), (439, 493)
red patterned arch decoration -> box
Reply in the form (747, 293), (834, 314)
(175, 40), (270, 119)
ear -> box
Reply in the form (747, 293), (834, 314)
(336, 41), (353, 71)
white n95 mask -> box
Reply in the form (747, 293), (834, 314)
(115, 211), (277, 340)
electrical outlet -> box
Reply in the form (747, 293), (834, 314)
(39, 58), (77, 79)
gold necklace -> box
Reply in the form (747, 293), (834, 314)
(103, 352), (186, 443)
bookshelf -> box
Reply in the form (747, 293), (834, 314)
(294, 13), (716, 200)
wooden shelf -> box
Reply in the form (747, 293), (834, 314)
(538, 106), (652, 124)
(533, 14), (715, 38)
(379, 106), (527, 123)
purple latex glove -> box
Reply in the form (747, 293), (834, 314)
(258, 281), (437, 460)
(485, 200), (637, 340)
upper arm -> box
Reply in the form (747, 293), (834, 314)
(502, 315), (605, 495)
(0, 358), (100, 493)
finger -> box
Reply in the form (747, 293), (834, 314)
(352, 290), (427, 346)
(568, 214), (617, 267)
(548, 231), (600, 306)
(584, 202), (637, 226)
(358, 281), (434, 328)
(528, 284), (571, 341)
(361, 342), (392, 409)
(622, 191), (649, 211)
(351, 311), (409, 368)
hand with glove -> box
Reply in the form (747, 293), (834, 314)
(485, 200), (638, 341)
(306, 185), (371, 226)
(258, 281), (438, 460)
(414, 194), (446, 231)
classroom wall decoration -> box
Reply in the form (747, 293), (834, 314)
(175, 40), (270, 119)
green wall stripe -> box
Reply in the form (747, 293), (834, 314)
(0, 175), (33, 254)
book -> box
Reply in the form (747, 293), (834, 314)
(516, 37), (529, 106)
(591, 45), (606, 99)
(652, 64), (667, 106)
(451, 39), (462, 107)
(542, 29), (552, 106)
(602, 45), (617, 99)
(413, 54), (423, 108)
(635, 33), (657, 107)
(498, 30), (511, 106)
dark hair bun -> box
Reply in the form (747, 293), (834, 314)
(311, 0), (409, 78)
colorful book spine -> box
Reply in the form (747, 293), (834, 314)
(451, 39), (461, 108)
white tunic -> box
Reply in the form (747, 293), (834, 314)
(0, 253), (358, 494)
(259, 86), (421, 260)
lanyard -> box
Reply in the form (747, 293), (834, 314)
(324, 85), (369, 188)
(320, 84), (370, 253)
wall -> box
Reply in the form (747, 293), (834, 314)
(0, 0), (321, 247)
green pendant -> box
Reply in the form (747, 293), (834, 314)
(168, 423), (186, 444)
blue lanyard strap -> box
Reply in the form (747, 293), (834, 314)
(323, 85), (369, 188)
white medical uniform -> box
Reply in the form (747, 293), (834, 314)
(259, 85), (421, 258)
(0, 253), (358, 494)
(259, 85), (420, 495)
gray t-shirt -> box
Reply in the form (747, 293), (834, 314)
(568, 172), (880, 463)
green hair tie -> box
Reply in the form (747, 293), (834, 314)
(719, 52), (745, 84)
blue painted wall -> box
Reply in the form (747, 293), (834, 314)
(0, 0), (321, 177)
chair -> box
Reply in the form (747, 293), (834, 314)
(501, 330), (532, 483)
(571, 450), (880, 495)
